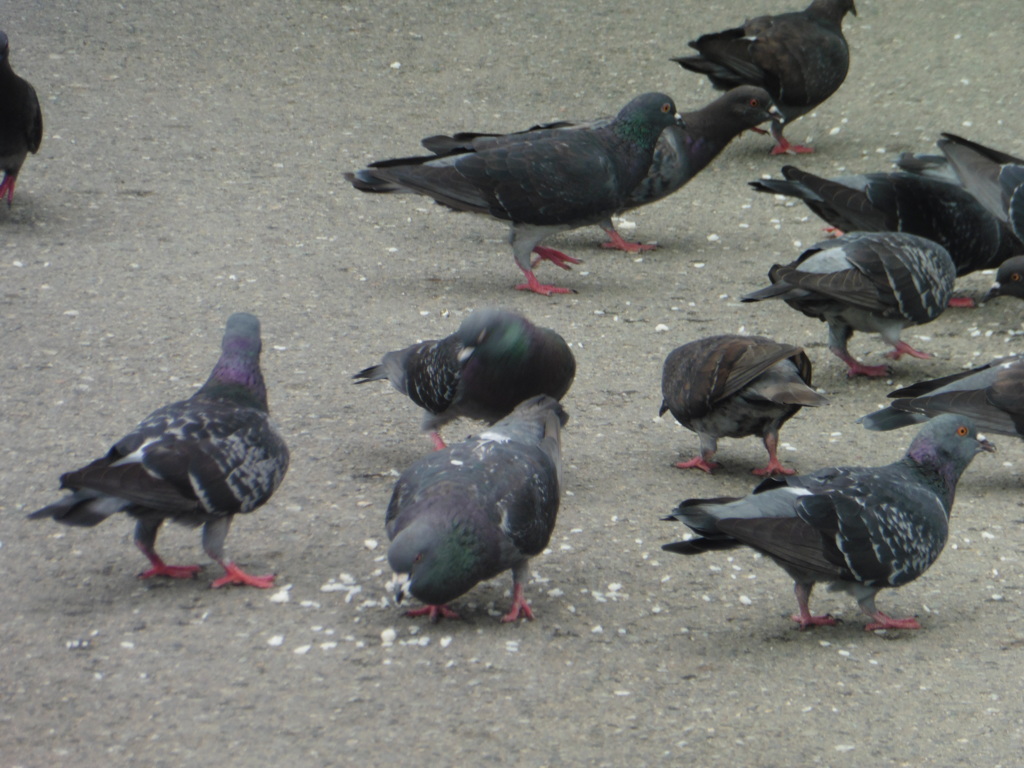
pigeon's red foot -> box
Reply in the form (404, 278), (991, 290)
(885, 340), (931, 361)
(823, 226), (845, 238)
(845, 362), (891, 378)
(211, 561), (275, 589)
(500, 583), (534, 623)
(864, 612), (921, 631)
(600, 229), (657, 253)
(0, 176), (15, 205)
(947, 296), (977, 308)
(752, 459), (797, 477)
(791, 612), (839, 629)
(429, 431), (447, 451)
(771, 140), (815, 155)
(515, 269), (575, 296)
(405, 604), (461, 622)
(138, 562), (202, 580)
(672, 456), (721, 473)
(531, 245), (582, 271)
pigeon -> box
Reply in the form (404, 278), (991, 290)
(673, 0), (857, 155)
(983, 256), (1024, 302)
(750, 165), (1022, 283)
(345, 92), (683, 295)
(28, 313), (290, 589)
(859, 356), (1024, 438)
(385, 395), (567, 623)
(420, 87), (780, 252)
(663, 414), (994, 631)
(741, 232), (955, 378)
(928, 134), (1024, 229)
(354, 308), (575, 450)
(660, 334), (828, 476)
(0, 30), (43, 206)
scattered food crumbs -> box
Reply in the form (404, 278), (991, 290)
(267, 635), (284, 647)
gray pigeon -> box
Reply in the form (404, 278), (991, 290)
(354, 308), (575, 450)
(345, 92), (683, 295)
(741, 232), (956, 378)
(421, 87), (779, 252)
(385, 395), (566, 622)
(0, 31), (43, 205)
(28, 314), (290, 589)
(859, 356), (1024, 438)
(673, 0), (856, 155)
(663, 414), (994, 630)
(750, 165), (1022, 293)
(660, 334), (828, 476)
(984, 256), (1024, 303)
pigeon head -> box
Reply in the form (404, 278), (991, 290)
(983, 256), (1024, 302)
(198, 312), (270, 411)
(613, 92), (684, 147)
(454, 308), (531, 365)
(904, 414), (995, 503)
(387, 515), (486, 607)
(809, 0), (857, 21)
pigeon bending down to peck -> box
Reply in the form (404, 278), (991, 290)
(385, 395), (567, 623)
(420, 87), (779, 253)
(660, 334), (828, 476)
(354, 308), (575, 450)
(673, 0), (856, 155)
(346, 92), (682, 295)
(663, 415), (994, 630)
(984, 256), (1024, 303)
(28, 314), (290, 589)
(0, 31), (43, 205)
(750, 165), (1022, 287)
(859, 356), (1024, 438)
(741, 232), (955, 378)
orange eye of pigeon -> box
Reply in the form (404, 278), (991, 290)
(956, 426), (969, 437)
(750, 98), (760, 107)
(661, 103), (672, 113)
(1011, 272), (1022, 282)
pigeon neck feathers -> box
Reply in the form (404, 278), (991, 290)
(196, 313), (269, 411)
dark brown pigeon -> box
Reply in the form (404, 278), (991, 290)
(0, 31), (43, 205)
(673, 0), (856, 155)
(860, 356), (1024, 438)
(354, 308), (575, 450)
(420, 87), (779, 252)
(660, 335), (828, 476)
(28, 314), (290, 589)
(664, 415), (994, 631)
(741, 232), (955, 378)
(345, 93), (682, 295)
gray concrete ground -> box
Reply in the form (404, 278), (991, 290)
(2, 1), (1023, 766)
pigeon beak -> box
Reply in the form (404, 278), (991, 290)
(976, 435), (996, 454)
(674, 113), (685, 129)
(392, 573), (412, 604)
(981, 282), (1001, 303)
(768, 104), (785, 122)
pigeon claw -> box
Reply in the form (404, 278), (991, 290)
(672, 456), (721, 473)
(600, 229), (658, 253)
(515, 270), (575, 296)
(947, 295), (977, 308)
(138, 563), (202, 580)
(752, 460), (797, 477)
(864, 613), (921, 631)
(500, 583), (535, 623)
(405, 604), (462, 623)
(211, 561), (275, 589)
(791, 612), (840, 629)
(885, 341), (932, 361)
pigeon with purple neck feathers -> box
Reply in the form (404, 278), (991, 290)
(0, 30), (43, 206)
(673, 0), (856, 155)
(354, 308), (575, 450)
(660, 334), (828, 476)
(386, 395), (566, 623)
(663, 414), (994, 631)
(345, 92), (683, 295)
(741, 232), (955, 378)
(860, 356), (1024, 438)
(28, 313), (290, 589)
(750, 165), (1023, 304)
(420, 87), (779, 252)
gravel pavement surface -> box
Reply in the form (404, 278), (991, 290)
(2, 1), (1023, 766)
